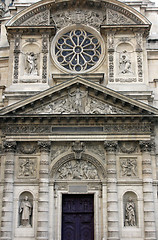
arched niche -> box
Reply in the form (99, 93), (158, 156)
(116, 43), (135, 77)
(50, 152), (106, 181)
(18, 191), (33, 228)
(20, 43), (40, 78)
(123, 191), (138, 227)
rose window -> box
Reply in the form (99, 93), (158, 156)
(54, 29), (102, 72)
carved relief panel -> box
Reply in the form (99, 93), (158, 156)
(17, 157), (38, 179)
(120, 157), (138, 178)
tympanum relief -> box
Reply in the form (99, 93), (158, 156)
(120, 157), (137, 177)
(27, 89), (127, 114)
(56, 160), (99, 180)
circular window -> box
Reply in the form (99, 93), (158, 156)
(52, 27), (103, 73)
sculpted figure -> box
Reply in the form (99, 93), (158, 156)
(119, 50), (131, 74)
(25, 52), (38, 75)
(19, 196), (32, 227)
(125, 197), (136, 226)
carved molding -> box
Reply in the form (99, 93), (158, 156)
(139, 140), (155, 152)
(38, 141), (51, 152)
(104, 141), (118, 152)
(3, 141), (17, 153)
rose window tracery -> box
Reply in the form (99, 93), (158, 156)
(53, 29), (102, 72)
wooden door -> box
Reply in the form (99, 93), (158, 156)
(62, 194), (94, 240)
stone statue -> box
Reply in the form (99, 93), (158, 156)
(125, 197), (136, 226)
(19, 196), (32, 227)
(119, 50), (132, 74)
(25, 52), (38, 75)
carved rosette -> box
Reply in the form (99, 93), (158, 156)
(104, 141), (118, 153)
(139, 140), (155, 152)
(38, 141), (51, 152)
(3, 141), (17, 153)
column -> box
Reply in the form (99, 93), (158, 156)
(139, 140), (156, 240)
(104, 141), (119, 240)
(1, 141), (16, 240)
(37, 141), (51, 240)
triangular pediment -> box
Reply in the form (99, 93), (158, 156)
(0, 77), (158, 116)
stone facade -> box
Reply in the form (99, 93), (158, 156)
(0, 0), (158, 240)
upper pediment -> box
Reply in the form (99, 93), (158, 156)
(0, 77), (158, 116)
(6, 0), (150, 30)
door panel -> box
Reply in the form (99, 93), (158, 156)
(62, 194), (94, 240)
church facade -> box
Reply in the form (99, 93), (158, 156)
(0, 0), (158, 239)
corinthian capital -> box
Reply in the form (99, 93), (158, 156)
(104, 141), (118, 152)
(139, 140), (155, 152)
(38, 141), (51, 152)
(3, 141), (17, 152)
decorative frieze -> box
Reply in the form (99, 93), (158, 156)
(107, 9), (135, 25)
(2, 123), (151, 135)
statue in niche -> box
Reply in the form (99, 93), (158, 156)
(25, 52), (38, 75)
(19, 196), (32, 227)
(125, 197), (136, 226)
(119, 50), (132, 74)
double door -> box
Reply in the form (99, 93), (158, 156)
(62, 194), (94, 240)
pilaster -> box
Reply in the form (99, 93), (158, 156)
(104, 141), (119, 240)
(37, 141), (51, 240)
(139, 140), (157, 240)
(1, 141), (16, 240)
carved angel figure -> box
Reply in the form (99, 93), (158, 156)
(125, 197), (136, 226)
(25, 52), (38, 75)
(119, 50), (132, 74)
